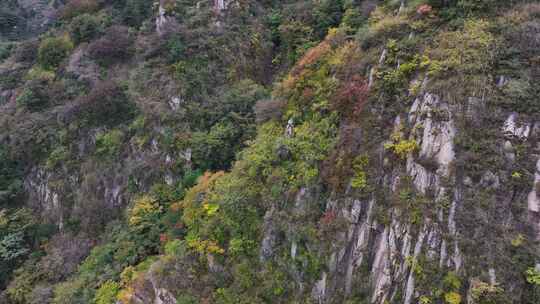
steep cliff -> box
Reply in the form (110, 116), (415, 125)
(1, 1), (540, 304)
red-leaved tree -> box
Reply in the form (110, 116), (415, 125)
(332, 75), (369, 117)
(417, 4), (432, 15)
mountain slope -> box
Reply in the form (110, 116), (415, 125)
(1, 0), (540, 304)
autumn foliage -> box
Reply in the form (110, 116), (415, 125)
(176, 171), (225, 228)
(321, 122), (364, 192)
(417, 4), (433, 16)
(332, 75), (370, 116)
(291, 40), (331, 76)
(320, 210), (336, 226)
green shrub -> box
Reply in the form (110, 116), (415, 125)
(164, 240), (187, 257)
(457, 0), (502, 16)
(214, 287), (259, 304)
(172, 58), (211, 98)
(350, 155), (369, 190)
(369, 6), (409, 40)
(190, 121), (243, 171)
(526, 267), (540, 285)
(384, 129), (419, 159)
(72, 81), (136, 127)
(313, 0), (345, 38)
(94, 280), (119, 304)
(266, 9), (282, 45)
(128, 196), (163, 232)
(498, 78), (535, 111)
(444, 291), (461, 304)
(278, 20), (317, 65)
(5, 264), (37, 303)
(342, 8), (365, 29)
(443, 272), (462, 290)
(69, 13), (101, 44)
(430, 19), (494, 75)
(16, 80), (50, 111)
(25, 66), (55, 82)
(386, 139), (418, 159)
(166, 35), (186, 63)
(52, 278), (85, 304)
(0, 146), (22, 206)
(38, 36), (74, 70)
(526, 275), (540, 304)
(355, 23), (376, 49)
(123, 0), (152, 27)
(61, 0), (100, 20)
(176, 294), (198, 304)
(470, 280), (507, 304)
(0, 231), (29, 262)
(0, 43), (13, 62)
(95, 130), (124, 158)
(0, 208), (36, 289)
(45, 146), (69, 169)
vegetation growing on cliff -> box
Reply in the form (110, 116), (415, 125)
(1, 0), (540, 303)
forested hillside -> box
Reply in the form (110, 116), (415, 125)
(1, 0), (540, 303)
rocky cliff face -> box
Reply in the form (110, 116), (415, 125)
(128, 79), (540, 302)
(310, 91), (473, 303)
(22, 132), (184, 231)
(121, 3), (540, 303)
(2, 1), (540, 304)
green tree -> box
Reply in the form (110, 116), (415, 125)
(38, 36), (73, 70)
(123, 0), (152, 27)
(16, 80), (50, 111)
(0, 208), (36, 289)
(94, 280), (120, 304)
(313, 0), (345, 38)
(69, 13), (101, 44)
(0, 146), (22, 207)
